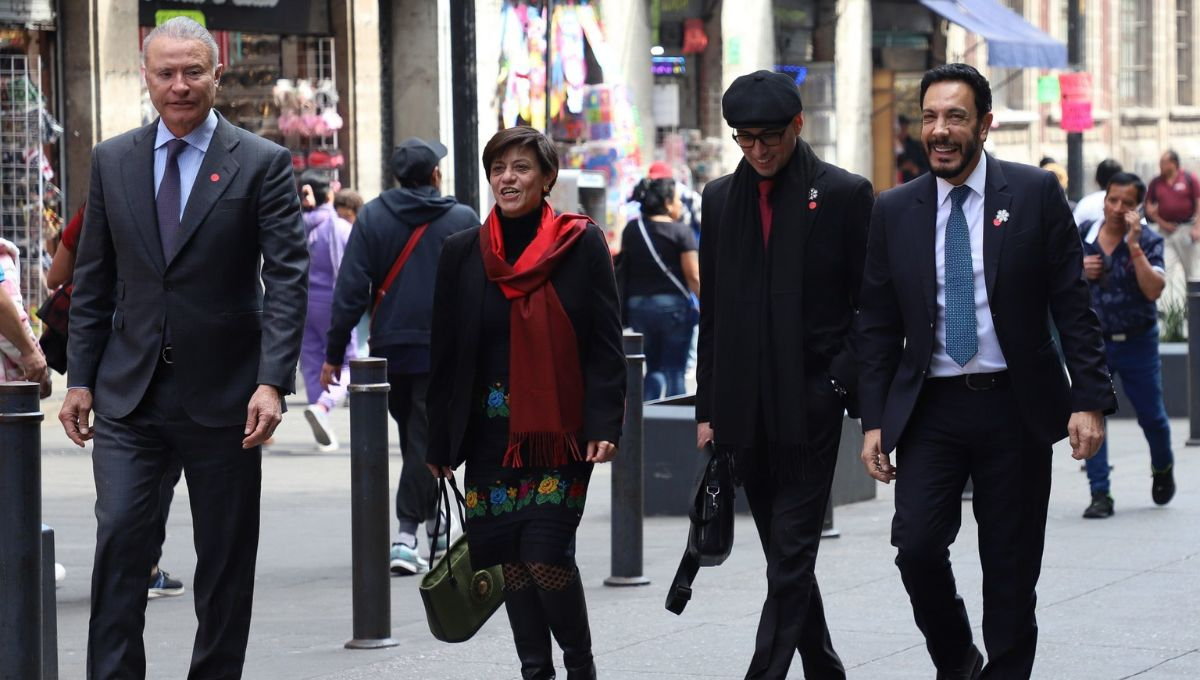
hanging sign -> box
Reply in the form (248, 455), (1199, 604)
(139, 0), (332, 36)
(1058, 72), (1094, 132)
(1037, 75), (1060, 103)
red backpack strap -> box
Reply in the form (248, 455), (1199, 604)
(373, 223), (429, 314)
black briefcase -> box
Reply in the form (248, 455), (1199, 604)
(665, 443), (735, 615)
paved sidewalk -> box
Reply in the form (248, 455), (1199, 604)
(35, 380), (1200, 679)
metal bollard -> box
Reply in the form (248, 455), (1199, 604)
(41, 525), (57, 680)
(1187, 281), (1200, 446)
(344, 358), (398, 649)
(0, 382), (44, 679)
(605, 332), (651, 587)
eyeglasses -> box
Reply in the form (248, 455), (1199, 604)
(732, 129), (787, 148)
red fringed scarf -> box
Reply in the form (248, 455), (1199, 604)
(480, 201), (589, 468)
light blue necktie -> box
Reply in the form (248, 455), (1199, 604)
(945, 184), (977, 366)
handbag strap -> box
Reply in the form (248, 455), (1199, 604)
(373, 222), (430, 315)
(428, 476), (469, 573)
(636, 217), (691, 301)
(665, 550), (700, 615)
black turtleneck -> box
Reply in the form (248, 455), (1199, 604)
(497, 208), (540, 264)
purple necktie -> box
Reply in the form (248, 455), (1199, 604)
(156, 138), (188, 259)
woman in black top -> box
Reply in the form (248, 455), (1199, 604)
(426, 126), (626, 679)
(619, 177), (700, 400)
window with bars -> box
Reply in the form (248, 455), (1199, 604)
(1119, 0), (1153, 106)
(1179, 0), (1194, 106)
(991, 0), (1027, 110)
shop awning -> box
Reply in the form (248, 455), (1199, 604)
(919, 0), (1068, 70)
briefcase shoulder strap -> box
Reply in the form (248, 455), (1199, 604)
(664, 550), (700, 615)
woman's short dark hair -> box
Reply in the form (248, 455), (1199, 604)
(481, 126), (560, 192)
(630, 178), (675, 218)
(920, 63), (993, 122)
(1106, 172), (1146, 205)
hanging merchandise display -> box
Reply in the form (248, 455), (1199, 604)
(495, 1), (645, 247)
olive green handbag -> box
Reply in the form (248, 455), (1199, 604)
(419, 476), (505, 643)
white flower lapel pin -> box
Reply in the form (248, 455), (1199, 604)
(992, 209), (1010, 227)
(808, 188), (819, 210)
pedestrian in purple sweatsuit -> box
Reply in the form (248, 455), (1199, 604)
(299, 169), (355, 450)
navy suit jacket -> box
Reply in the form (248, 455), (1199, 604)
(857, 154), (1116, 454)
(68, 113), (308, 427)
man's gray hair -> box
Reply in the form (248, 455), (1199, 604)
(141, 17), (220, 71)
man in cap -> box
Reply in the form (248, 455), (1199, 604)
(695, 69), (874, 678)
(322, 137), (479, 574)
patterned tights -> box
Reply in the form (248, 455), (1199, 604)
(503, 562), (577, 592)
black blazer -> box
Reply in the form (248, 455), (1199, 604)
(426, 222), (627, 468)
(857, 154), (1116, 454)
(695, 157), (874, 440)
(68, 114), (308, 427)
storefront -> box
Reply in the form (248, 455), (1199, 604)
(138, 1), (347, 187)
(493, 0), (645, 246)
(0, 0), (62, 311)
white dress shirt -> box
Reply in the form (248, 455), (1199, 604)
(153, 109), (218, 221)
(1073, 189), (1105, 227)
(929, 158), (1008, 376)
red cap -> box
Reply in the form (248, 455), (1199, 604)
(647, 161), (674, 180)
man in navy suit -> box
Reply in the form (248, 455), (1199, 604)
(856, 64), (1115, 679)
(59, 17), (307, 679)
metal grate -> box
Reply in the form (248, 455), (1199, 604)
(0, 53), (45, 312)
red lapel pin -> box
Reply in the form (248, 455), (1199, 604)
(808, 187), (819, 210)
(210, 173), (220, 182)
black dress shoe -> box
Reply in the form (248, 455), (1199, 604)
(1152, 467), (1176, 506)
(1083, 491), (1114, 519)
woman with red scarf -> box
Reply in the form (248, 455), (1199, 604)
(427, 126), (626, 679)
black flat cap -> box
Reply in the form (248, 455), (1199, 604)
(722, 70), (803, 129)
(391, 137), (448, 183)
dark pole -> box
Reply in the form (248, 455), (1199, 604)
(605, 332), (651, 587)
(344, 358), (398, 650)
(41, 525), (58, 680)
(1065, 0), (1084, 202)
(545, 0), (554, 133)
(450, 0), (480, 215)
(0, 382), (44, 679)
(1186, 281), (1200, 445)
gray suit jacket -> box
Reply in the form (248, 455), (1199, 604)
(68, 113), (308, 427)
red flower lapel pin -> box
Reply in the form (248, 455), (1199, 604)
(808, 187), (819, 210)
(992, 209), (1009, 227)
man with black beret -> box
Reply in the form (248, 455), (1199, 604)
(322, 137), (479, 575)
(695, 69), (874, 678)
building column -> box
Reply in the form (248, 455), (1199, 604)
(332, 0), (382, 199)
(720, 0), (774, 172)
(600, 0), (656, 162)
(60, 0), (141, 213)
(834, 0), (872, 181)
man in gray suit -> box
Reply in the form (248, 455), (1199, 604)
(58, 17), (307, 680)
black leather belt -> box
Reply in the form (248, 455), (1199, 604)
(927, 371), (1010, 391)
(160, 344), (175, 365)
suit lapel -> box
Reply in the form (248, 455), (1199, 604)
(911, 174), (938, 324)
(982, 154), (1012, 301)
(168, 115), (242, 268)
(121, 122), (166, 275)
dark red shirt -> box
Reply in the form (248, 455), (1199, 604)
(1148, 171), (1199, 223)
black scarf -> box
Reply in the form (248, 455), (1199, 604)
(715, 139), (820, 480)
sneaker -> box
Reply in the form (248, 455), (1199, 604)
(304, 405), (337, 448)
(1152, 467), (1176, 506)
(148, 569), (185, 599)
(389, 542), (429, 576)
(54, 562), (66, 586)
(1082, 492), (1114, 519)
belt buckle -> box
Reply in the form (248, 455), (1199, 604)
(964, 373), (992, 391)
(161, 345), (174, 364)
(1110, 333), (1127, 342)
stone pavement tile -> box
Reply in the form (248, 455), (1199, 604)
(1136, 650), (1200, 679)
(1033, 641), (1191, 679)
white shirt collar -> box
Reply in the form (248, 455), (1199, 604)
(155, 109), (218, 152)
(935, 153), (988, 208)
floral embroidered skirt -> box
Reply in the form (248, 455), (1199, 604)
(461, 379), (593, 569)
